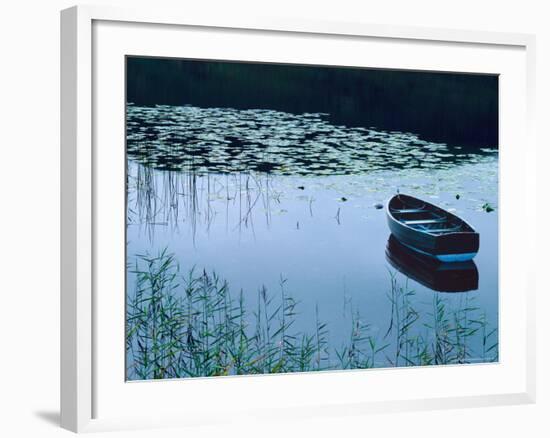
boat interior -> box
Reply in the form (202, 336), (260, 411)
(389, 195), (470, 235)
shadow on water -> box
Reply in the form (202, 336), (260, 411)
(385, 234), (479, 293)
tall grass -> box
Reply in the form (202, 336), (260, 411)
(126, 249), (498, 380)
(384, 272), (419, 366)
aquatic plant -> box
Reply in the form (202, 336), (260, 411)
(384, 273), (419, 366)
(126, 105), (498, 176)
(126, 249), (498, 380)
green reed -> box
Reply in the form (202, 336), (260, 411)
(384, 272), (419, 366)
(126, 249), (498, 380)
(382, 278), (499, 367)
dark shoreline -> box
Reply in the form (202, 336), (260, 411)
(127, 56), (499, 149)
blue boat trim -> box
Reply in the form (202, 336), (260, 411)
(435, 253), (477, 263)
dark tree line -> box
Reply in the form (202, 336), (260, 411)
(127, 57), (498, 149)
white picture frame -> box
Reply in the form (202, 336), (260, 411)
(60, 4), (536, 433)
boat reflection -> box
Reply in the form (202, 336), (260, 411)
(385, 234), (479, 292)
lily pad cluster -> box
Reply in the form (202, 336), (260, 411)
(127, 104), (498, 176)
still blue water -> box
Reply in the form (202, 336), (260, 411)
(126, 105), (498, 369)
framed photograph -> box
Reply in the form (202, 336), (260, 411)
(61, 5), (536, 433)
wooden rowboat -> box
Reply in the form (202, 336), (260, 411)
(386, 194), (479, 262)
(385, 235), (478, 292)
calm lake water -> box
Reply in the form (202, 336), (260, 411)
(126, 104), (498, 372)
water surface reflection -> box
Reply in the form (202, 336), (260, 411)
(126, 105), (499, 379)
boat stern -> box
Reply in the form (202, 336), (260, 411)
(434, 232), (480, 261)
